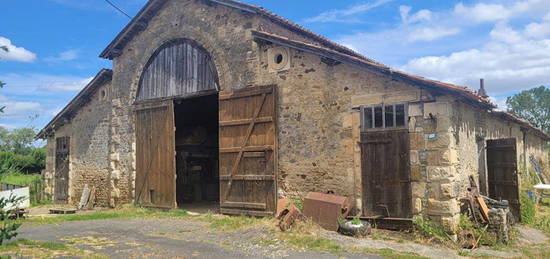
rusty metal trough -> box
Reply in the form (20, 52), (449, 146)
(303, 192), (352, 231)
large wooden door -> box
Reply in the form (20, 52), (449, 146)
(55, 137), (70, 203)
(487, 138), (520, 221)
(219, 85), (277, 216)
(135, 101), (176, 208)
(361, 129), (411, 218)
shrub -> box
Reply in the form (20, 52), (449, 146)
(0, 194), (24, 245)
(0, 148), (45, 174)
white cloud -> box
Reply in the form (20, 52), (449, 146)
(454, 2), (511, 22)
(0, 74), (93, 95)
(303, 0), (395, 23)
(408, 27), (461, 42)
(453, 0), (550, 23)
(45, 49), (79, 62)
(402, 21), (550, 95)
(0, 95), (42, 119)
(0, 37), (37, 62)
(400, 6), (432, 24)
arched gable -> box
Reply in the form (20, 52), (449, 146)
(136, 38), (218, 102)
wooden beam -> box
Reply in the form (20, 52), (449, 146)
(219, 116), (273, 127)
(221, 202), (267, 210)
(220, 175), (274, 181)
(219, 145), (273, 153)
(220, 208), (273, 217)
(219, 85), (273, 100)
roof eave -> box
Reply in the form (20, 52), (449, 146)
(251, 30), (495, 110)
(36, 69), (113, 139)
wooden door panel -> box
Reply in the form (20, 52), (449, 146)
(55, 137), (70, 202)
(219, 85), (277, 216)
(361, 130), (411, 218)
(135, 101), (176, 208)
(487, 138), (520, 221)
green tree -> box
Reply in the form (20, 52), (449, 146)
(0, 127), (37, 155)
(506, 86), (550, 133)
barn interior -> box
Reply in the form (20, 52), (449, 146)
(174, 94), (219, 212)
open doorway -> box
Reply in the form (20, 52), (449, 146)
(174, 94), (219, 213)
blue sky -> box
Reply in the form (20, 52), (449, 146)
(1, 0), (550, 130)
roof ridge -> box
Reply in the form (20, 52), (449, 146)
(214, 0), (368, 60)
(100, 0), (370, 60)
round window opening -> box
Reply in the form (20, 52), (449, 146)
(274, 53), (284, 64)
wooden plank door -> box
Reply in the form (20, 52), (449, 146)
(487, 138), (520, 221)
(361, 129), (411, 218)
(219, 85), (277, 216)
(135, 100), (176, 208)
(55, 137), (70, 203)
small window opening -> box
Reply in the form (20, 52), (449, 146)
(274, 53), (284, 64)
(100, 90), (106, 100)
(361, 103), (407, 131)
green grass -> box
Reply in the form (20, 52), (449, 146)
(282, 233), (343, 254)
(275, 233), (427, 259)
(24, 205), (190, 225)
(0, 172), (41, 186)
(198, 213), (266, 231)
(413, 216), (449, 242)
(0, 238), (107, 259)
(360, 248), (429, 259)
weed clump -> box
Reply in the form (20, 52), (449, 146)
(413, 217), (449, 242)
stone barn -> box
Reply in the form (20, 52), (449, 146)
(37, 0), (549, 230)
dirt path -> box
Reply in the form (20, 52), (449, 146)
(18, 216), (548, 258)
(18, 218), (382, 259)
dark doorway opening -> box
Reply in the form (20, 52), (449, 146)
(486, 138), (520, 222)
(174, 94), (219, 213)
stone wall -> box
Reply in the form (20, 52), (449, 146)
(44, 82), (112, 206)
(453, 101), (549, 195)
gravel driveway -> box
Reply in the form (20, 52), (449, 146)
(19, 218), (382, 259)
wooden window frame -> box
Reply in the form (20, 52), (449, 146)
(360, 103), (408, 132)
